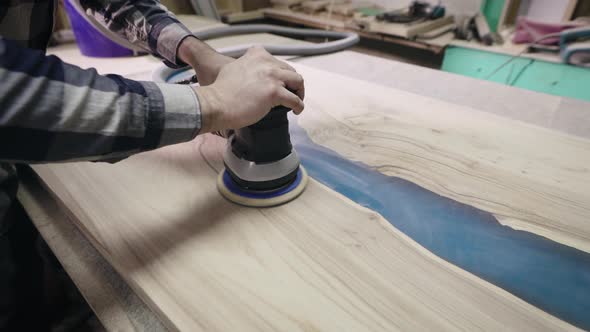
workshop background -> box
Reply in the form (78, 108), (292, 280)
(51, 0), (590, 100)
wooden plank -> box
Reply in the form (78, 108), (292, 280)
(263, 8), (348, 28)
(270, 0), (305, 7)
(242, 0), (271, 11)
(262, 8), (450, 50)
(32, 63), (587, 331)
(222, 9), (266, 23)
(300, 0), (330, 14)
(331, 3), (358, 16)
(357, 15), (455, 39)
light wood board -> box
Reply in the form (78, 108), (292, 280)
(294, 63), (590, 254)
(31, 63), (588, 331)
(300, 0), (330, 14)
(263, 8), (348, 28)
(262, 8), (454, 48)
(354, 15), (455, 39)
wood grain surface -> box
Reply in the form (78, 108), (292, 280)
(293, 63), (590, 254)
(34, 134), (578, 331)
(31, 63), (588, 331)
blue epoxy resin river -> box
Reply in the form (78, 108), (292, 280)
(290, 120), (590, 330)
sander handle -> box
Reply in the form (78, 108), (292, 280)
(230, 106), (293, 163)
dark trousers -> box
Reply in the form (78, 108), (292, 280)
(0, 165), (93, 332)
(0, 200), (53, 331)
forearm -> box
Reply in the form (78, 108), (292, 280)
(178, 35), (236, 87)
(81, 0), (232, 82)
(80, 0), (193, 67)
(0, 38), (201, 163)
(177, 36), (218, 68)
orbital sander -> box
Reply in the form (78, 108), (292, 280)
(217, 106), (308, 207)
(68, 0), (360, 207)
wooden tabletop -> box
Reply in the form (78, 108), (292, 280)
(19, 15), (590, 331)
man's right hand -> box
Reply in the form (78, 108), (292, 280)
(194, 46), (305, 134)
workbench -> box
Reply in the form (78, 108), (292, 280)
(18, 15), (590, 331)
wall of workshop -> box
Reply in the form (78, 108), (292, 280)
(349, 0), (483, 16)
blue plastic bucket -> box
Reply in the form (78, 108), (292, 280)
(64, 0), (134, 57)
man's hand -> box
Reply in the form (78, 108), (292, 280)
(194, 46), (305, 133)
(178, 36), (232, 86)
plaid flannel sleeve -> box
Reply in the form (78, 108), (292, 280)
(80, 0), (194, 68)
(0, 37), (201, 163)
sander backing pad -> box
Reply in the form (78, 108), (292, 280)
(217, 166), (308, 207)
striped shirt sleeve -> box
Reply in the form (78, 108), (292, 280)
(0, 37), (201, 163)
(80, 0), (193, 67)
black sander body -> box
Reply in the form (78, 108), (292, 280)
(217, 106), (308, 207)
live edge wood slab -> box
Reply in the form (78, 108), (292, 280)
(295, 64), (590, 254)
(32, 63), (588, 331)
